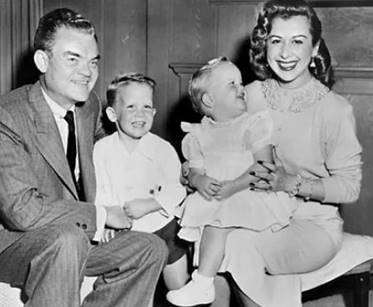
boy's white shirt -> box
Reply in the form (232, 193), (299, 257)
(93, 131), (186, 234)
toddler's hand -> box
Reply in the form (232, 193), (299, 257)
(214, 181), (236, 200)
(194, 174), (222, 200)
(180, 161), (195, 193)
(100, 228), (115, 243)
(123, 199), (154, 219)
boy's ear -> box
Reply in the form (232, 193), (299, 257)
(105, 107), (117, 123)
(201, 93), (214, 109)
(34, 50), (49, 73)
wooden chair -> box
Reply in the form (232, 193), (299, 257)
(302, 261), (372, 307)
(300, 233), (373, 307)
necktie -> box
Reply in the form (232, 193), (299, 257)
(64, 111), (85, 201)
(64, 110), (77, 177)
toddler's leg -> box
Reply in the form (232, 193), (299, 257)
(163, 254), (189, 290)
(166, 226), (233, 306)
(199, 225), (232, 277)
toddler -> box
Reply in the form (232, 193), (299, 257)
(93, 73), (189, 290)
(166, 57), (298, 306)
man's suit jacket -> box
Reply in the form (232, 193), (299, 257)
(0, 81), (104, 254)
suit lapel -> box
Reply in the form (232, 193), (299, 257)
(29, 82), (78, 199)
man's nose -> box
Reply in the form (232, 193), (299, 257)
(79, 62), (92, 77)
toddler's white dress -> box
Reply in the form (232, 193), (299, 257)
(178, 111), (298, 242)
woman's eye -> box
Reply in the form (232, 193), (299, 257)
(144, 105), (152, 110)
(270, 39), (281, 45)
(126, 105), (134, 110)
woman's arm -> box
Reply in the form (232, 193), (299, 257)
(252, 97), (361, 203)
(256, 161), (326, 201)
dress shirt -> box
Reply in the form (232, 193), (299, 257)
(41, 88), (106, 240)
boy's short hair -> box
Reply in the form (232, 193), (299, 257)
(188, 56), (229, 114)
(106, 72), (156, 107)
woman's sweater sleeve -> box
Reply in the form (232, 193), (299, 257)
(321, 95), (362, 203)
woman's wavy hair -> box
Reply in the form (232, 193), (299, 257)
(250, 0), (334, 88)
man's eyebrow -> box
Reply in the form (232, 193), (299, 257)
(63, 51), (81, 57)
(62, 51), (101, 60)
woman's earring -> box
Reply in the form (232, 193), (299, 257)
(310, 57), (316, 68)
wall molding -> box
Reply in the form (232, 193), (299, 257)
(209, 0), (373, 7)
(168, 63), (203, 76)
(334, 66), (373, 79)
(169, 62), (373, 95)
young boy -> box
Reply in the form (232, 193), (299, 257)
(93, 73), (189, 290)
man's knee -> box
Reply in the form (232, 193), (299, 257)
(145, 233), (169, 267)
(42, 224), (90, 260)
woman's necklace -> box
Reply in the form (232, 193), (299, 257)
(262, 77), (329, 113)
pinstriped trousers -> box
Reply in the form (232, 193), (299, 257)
(0, 223), (168, 307)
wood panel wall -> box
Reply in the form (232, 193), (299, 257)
(43, 0), (373, 236)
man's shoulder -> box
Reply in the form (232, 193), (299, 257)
(0, 84), (34, 109)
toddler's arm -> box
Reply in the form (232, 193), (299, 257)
(181, 127), (222, 200)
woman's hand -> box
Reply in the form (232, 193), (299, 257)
(251, 161), (290, 192)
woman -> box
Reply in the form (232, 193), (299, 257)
(220, 0), (362, 306)
(183, 0), (362, 306)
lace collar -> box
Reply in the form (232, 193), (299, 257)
(262, 77), (330, 113)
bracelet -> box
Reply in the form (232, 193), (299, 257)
(288, 174), (302, 197)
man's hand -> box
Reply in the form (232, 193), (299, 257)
(104, 206), (132, 229)
(101, 228), (115, 243)
(123, 198), (160, 220)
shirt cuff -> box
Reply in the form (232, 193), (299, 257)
(153, 195), (170, 218)
(92, 205), (107, 242)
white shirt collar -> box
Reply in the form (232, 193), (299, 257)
(115, 132), (155, 161)
(41, 87), (75, 117)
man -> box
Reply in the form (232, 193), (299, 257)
(0, 8), (167, 307)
